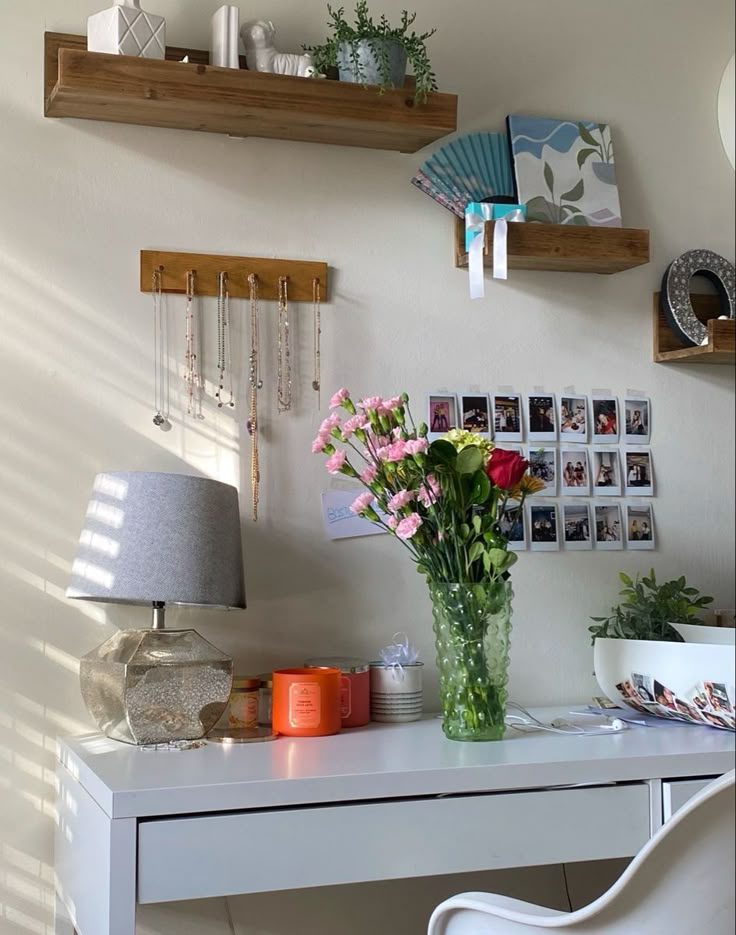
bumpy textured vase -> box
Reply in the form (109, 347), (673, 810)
(430, 580), (513, 741)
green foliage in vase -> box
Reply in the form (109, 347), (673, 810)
(589, 570), (714, 643)
(305, 1), (438, 102)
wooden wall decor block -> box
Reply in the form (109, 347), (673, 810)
(140, 251), (329, 302)
(653, 292), (735, 364)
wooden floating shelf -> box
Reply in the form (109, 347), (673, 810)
(653, 292), (735, 364)
(44, 32), (457, 153)
(454, 218), (650, 274)
(140, 250), (329, 302)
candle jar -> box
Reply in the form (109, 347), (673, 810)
(215, 676), (260, 730)
(272, 668), (341, 737)
(257, 673), (273, 727)
(305, 657), (370, 728)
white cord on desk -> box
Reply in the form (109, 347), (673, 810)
(506, 702), (628, 735)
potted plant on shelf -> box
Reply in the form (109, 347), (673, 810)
(312, 390), (544, 741)
(305, 1), (438, 103)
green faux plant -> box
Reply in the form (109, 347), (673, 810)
(589, 570), (714, 643)
(305, 1), (438, 102)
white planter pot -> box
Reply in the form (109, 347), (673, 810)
(88, 1), (165, 59)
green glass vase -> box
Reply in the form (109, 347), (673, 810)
(430, 579), (513, 741)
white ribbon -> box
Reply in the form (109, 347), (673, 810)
(466, 206), (526, 299)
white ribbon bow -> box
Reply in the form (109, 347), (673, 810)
(466, 205), (526, 299)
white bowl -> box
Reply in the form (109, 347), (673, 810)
(670, 622), (736, 646)
(594, 637), (735, 709)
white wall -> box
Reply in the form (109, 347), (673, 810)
(0, 1), (733, 932)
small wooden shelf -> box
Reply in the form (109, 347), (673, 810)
(44, 32), (457, 153)
(653, 292), (735, 364)
(454, 218), (650, 274)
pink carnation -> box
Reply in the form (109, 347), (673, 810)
(360, 464), (378, 484)
(350, 492), (375, 515)
(325, 450), (347, 474)
(395, 513), (423, 540)
(405, 438), (429, 455)
(374, 445), (391, 461)
(312, 433), (329, 454)
(329, 388), (350, 408)
(385, 440), (408, 462)
(417, 473), (440, 507)
(387, 490), (414, 513)
(380, 396), (403, 415)
(358, 396), (383, 412)
(320, 413), (341, 435)
(342, 414), (369, 439)
(386, 515), (399, 530)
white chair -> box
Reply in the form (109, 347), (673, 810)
(428, 770), (735, 935)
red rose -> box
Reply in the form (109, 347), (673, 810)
(486, 448), (529, 490)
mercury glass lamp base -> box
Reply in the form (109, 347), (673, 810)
(80, 628), (233, 745)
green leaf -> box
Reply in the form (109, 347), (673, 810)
(459, 523), (470, 541)
(578, 122), (598, 146)
(619, 572), (633, 587)
(470, 470), (491, 504)
(504, 552), (518, 570)
(472, 515), (482, 535)
(488, 547), (508, 569)
(543, 161), (554, 195)
(482, 551), (492, 573)
(428, 439), (457, 464)
(456, 446), (483, 474)
(577, 146), (597, 168)
(568, 214), (589, 226)
(560, 179), (585, 202)
(468, 542), (485, 564)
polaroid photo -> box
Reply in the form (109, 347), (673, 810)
(626, 503), (655, 550)
(702, 681), (734, 716)
(499, 501), (526, 551)
(594, 503), (623, 550)
(529, 503), (560, 551)
(559, 395), (588, 443)
(624, 397), (651, 444)
(562, 503), (592, 551)
(527, 394), (557, 442)
(460, 394), (491, 438)
(592, 396), (620, 441)
(427, 394), (459, 441)
(631, 672), (656, 705)
(560, 449), (590, 495)
(527, 447), (557, 495)
(613, 681), (652, 715)
(492, 394), (523, 442)
(592, 448), (622, 496)
(624, 450), (654, 496)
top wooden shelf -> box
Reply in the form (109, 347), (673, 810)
(44, 32), (458, 153)
(454, 217), (650, 274)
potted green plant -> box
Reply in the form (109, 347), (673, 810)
(306, 1), (438, 103)
(589, 570), (714, 643)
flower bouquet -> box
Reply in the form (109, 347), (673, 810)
(313, 389), (543, 740)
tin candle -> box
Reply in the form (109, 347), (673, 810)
(215, 676), (260, 730)
(304, 657), (370, 728)
(272, 667), (341, 737)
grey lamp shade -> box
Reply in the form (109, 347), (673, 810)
(67, 472), (246, 608)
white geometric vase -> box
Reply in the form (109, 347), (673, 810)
(88, 0), (166, 59)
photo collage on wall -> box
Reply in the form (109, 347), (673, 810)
(428, 391), (655, 553)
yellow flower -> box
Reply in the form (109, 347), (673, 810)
(443, 429), (494, 462)
(508, 474), (545, 500)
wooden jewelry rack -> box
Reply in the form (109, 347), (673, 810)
(140, 250), (329, 301)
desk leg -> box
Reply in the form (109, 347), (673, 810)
(56, 764), (137, 935)
(647, 778), (663, 836)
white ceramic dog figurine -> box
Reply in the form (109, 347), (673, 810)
(240, 20), (316, 77)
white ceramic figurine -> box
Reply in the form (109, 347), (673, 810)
(240, 20), (316, 77)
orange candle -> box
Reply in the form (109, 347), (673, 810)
(272, 667), (342, 737)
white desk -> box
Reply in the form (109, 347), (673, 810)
(54, 709), (735, 935)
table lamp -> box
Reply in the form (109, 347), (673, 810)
(67, 471), (246, 745)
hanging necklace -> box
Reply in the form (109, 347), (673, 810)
(276, 275), (292, 413)
(152, 267), (170, 428)
(311, 277), (322, 408)
(215, 271), (235, 410)
(247, 273), (263, 521)
(184, 270), (202, 418)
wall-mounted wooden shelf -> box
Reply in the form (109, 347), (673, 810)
(44, 32), (457, 153)
(454, 218), (650, 274)
(653, 292), (735, 364)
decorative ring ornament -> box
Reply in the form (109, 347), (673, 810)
(660, 249), (735, 347)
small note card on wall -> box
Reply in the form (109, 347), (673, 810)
(321, 490), (388, 541)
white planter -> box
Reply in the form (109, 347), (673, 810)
(88, 1), (165, 59)
(370, 663), (423, 723)
(593, 637), (735, 709)
(671, 622), (735, 646)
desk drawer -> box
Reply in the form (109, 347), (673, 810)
(138, 783), (649, 903)
(663, 777), (718, 822)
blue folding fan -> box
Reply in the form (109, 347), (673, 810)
(412, 132), (515, 218)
